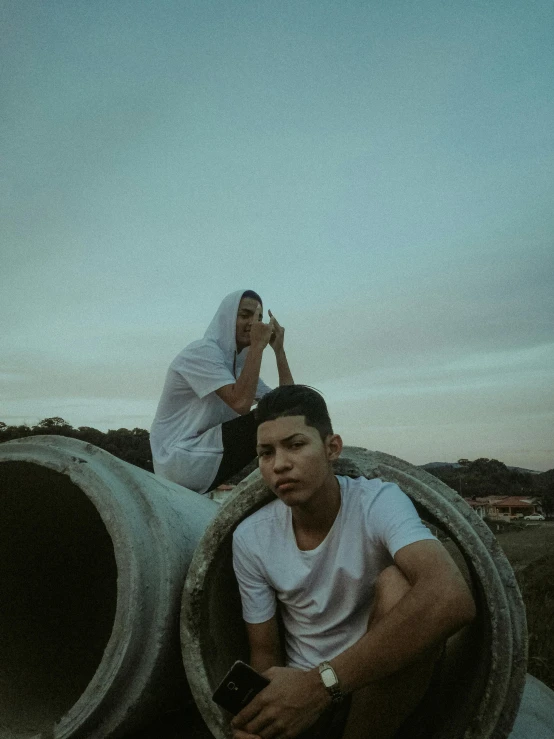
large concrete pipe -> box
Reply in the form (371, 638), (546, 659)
(509, 674), (554, 739)
(0, 435), (217, 739)
(181, 447), (528, 739)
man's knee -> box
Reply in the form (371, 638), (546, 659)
(371, 565), (411, 625)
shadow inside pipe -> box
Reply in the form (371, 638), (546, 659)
(0, 462), (117, 737)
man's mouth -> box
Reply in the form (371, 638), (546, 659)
(275, 479), (299, 492)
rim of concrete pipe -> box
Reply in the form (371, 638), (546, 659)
(353, 449), (528, 739)
(181, 447), (527, 739)
(0, 435), (217, 739)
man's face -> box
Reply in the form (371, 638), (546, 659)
(256, 415), (337, 507)
(235, 296), (261, 350)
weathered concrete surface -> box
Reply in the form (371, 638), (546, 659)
(181, 446), (528, 739)
(0, 435), (218, 739)
(509, 674), (554, 739)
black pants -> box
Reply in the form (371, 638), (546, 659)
(299, 697), (352, 739)
(207, 412), (258, 491)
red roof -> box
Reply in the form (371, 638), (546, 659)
(466, 496), (536, 508)
(494, 497), (535, 508)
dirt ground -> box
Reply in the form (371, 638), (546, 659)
(493, 521), (554, 570)
(494, 522), (554, 694)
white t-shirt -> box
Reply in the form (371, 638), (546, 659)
(232, 476), (437, 670)
(150, 290), (271, 494)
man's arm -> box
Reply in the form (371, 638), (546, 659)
(231, 618), (284, 739)
(329, 539), (475, 691)
(232, 540), (475, 738)
(216, 307), (274, 414)
(268, 310), (293, 386)
(216, 344), (266, 415)
(275, 349), (294, 386)
(245, 617), (285, 673)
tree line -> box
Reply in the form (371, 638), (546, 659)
(0, 417), (153, 472)
(1, 419), (552, 512)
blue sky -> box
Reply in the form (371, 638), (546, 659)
(2, 0), (553, 470)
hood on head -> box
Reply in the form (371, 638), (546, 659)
(203, 289), (261, 357)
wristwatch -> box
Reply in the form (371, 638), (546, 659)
(318, 661), (345, 704)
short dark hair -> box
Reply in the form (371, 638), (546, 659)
(241, 290), (262, 306)
(255, 385), (333, 441)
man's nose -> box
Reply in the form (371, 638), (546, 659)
(273, 450), (292, 472)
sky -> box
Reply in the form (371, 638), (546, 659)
(2, 0), (553, 471)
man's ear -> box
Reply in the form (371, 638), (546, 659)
(326, 434), (343, 462)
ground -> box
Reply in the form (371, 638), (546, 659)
(495, 521), (554, 693)
(493, 521), (554, 571)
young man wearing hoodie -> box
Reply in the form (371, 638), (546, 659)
(150, 290), (293, 494)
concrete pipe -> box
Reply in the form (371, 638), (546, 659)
(509, 674), (554, 739)
(181, 447), (528, 739)
(0, 434), (218, 739)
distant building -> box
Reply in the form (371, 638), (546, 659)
(466, 495), (541, 521)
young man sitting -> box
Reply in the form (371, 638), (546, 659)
(231, 385), (476, 739)
(150, 290), (293, 494)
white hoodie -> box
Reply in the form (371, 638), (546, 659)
(150, 290), (271, 493)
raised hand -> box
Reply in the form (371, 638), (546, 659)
(249, 305), (274, 351)
(268, 310), (285, 354)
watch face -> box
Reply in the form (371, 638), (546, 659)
(321, 668), (337, 688)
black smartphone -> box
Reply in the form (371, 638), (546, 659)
(212, 660), (270, 715)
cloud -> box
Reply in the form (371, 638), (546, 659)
(330, 384), (554, 472)
(280, 285), (553, 386)
(1, 349), (162, 402)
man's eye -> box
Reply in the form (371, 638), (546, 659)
(291, 442), (304, 449)
(258, 450), (271, 458)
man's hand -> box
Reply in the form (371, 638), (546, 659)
(267, 310), (285, 354)
(249, 305), (275, 351)
(231, 666), (330, 739)
(232, 731), (261, 739)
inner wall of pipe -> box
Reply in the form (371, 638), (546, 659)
(0, 462), (117, 736)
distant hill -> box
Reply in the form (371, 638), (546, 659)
(534, 468), (554, 489)
(420, 462), (461, 470)
(1, 419), (551, 503)
(420, 461), (543, 475)
(421, 458), (553, 516)
(508, 466), (543, 475)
